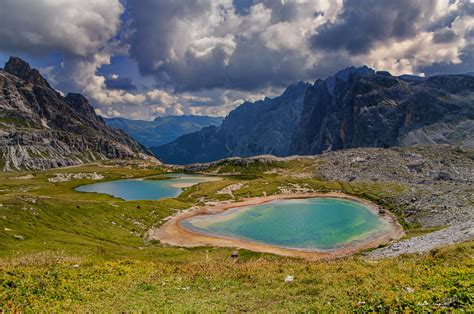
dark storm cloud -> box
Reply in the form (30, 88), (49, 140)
(170, 40), (312, 92)
(0, 0), (472, 119)
(125, 0), (473, 95)
(105, 76), (137, 91)
(311, 0), (437, 54)
(126, 0), (335, 92)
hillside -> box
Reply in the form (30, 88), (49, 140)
(0, 57), (152, 171)
(0, 146), (472, 311)
(154, 67), (474, 164)
(105, 115), (223, 148)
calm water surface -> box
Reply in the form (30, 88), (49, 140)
(75, 174), (217, 200)
(182, 198), (389, 250)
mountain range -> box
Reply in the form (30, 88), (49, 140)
(105, 115), (223, 148)
(0, 57), (151, 171)
(154, 66), (474, 164)
(1, 56), (472, 169)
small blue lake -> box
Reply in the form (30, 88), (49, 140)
(182, 198), (390, 250)
(75, 174), (219, 200)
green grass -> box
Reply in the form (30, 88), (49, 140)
(206, 158), (318, 176)
(0, 159), (472, 311)
(0, 164), (184, 258)
(1, 242), (472, 311)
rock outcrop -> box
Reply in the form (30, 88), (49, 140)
(290, 67), (474, 154)
(154, 66), (474, 164)
(0, 57), (152, 171)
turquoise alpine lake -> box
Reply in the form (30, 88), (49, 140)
(75, 174), (219, 200)
(182, 198), (390, 250)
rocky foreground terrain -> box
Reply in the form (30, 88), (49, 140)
(0, 57), (152, 171)
(316, 145), (474, 257)
(183, 144), (474, 257)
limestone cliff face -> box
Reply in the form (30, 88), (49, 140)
(0, 57), (151, 171)
(290, 68), (474, 154)
(154, 66), (474, 165)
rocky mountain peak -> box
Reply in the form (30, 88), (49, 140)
(4, 57), (31, 78)
(325, 65), (375, 94)
(281, 81), (310, 98)
(333, 65), (375, 81)
(154, 65), (474, 164)
(4, 56), (50, 88)
(0, 56), (153, 171)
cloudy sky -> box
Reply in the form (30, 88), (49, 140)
(0, 0), (472, 120)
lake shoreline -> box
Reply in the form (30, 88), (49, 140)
(75, 174), (222, 200)
(147, 192), (405, 260)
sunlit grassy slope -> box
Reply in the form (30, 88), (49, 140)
(0, 160), (472, 311)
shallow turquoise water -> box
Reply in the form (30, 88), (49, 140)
(182, 198), (389, 250)
(75, 174), (216, 200)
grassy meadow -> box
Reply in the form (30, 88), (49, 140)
(0, 160), (472, 311)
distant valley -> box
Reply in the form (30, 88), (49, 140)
(105, 115), (223, 148)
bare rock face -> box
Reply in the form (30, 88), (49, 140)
(290, 67), (474, 155)
(0, 56), (152, 171)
